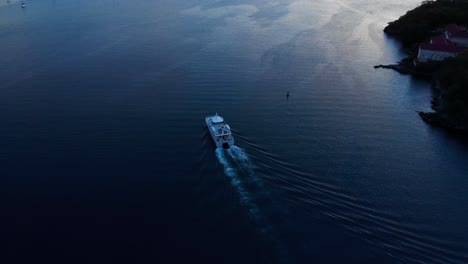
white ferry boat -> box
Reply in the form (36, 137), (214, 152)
(205, 113), (235, 149)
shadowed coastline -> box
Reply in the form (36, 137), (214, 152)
(382, 0), (468, 132)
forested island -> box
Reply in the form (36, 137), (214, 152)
(383, 0), (468, 132)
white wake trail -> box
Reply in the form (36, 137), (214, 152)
(215, 146), (266, 230)
(215, 147), (256, 211)
(215, 145), (289, 263)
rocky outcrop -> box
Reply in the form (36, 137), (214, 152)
(418, 112), (467, 132)
(374, 63), (413, 75)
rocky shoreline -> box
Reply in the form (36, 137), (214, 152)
(419, 85), (467, 132)
(379, 0), (468, 133)
(418, 112), (467, 132)
(374, 53), (467, 133)
(374, 57), (439, 76)
(373, 63), (411, 75)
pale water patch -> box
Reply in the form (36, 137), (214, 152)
(0, 0), (21, 8)
(180, 0), (343, 61)
(279, 0), (341, 30)
(181, 4), (258, 19)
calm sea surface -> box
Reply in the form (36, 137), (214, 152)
(1, 0), (468, 263)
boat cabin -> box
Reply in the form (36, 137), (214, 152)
(210, 116), (232, 137)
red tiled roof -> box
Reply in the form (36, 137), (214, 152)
(420, 35), (466, 53)
(446, 24), (468, 39)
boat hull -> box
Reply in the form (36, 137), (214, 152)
(205, 116), (235, 149)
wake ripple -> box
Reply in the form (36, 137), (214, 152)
(215, 146), (271, 236)
(237, 137), (468, 264)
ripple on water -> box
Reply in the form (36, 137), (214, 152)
(238, 136), (468, 264)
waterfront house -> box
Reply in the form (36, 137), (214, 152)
(444, 24), (468, 47)
(417, 35), (465, 62)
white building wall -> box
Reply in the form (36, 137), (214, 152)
(444, 31), (468, 47)
(450, 37), (468, 47)
(417, 48), (457, 62)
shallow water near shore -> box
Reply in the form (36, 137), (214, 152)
(1, 0), (468, 263)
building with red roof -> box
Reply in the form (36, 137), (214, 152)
(417, 24), (468, 62)
(445, 24), (468, 47)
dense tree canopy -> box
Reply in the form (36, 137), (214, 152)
(384, 0), (468, 47)
(436, 52), (468, 124)
(385, 0), (468, 128)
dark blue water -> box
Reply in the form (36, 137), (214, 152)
(2, 0), (468, 263)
